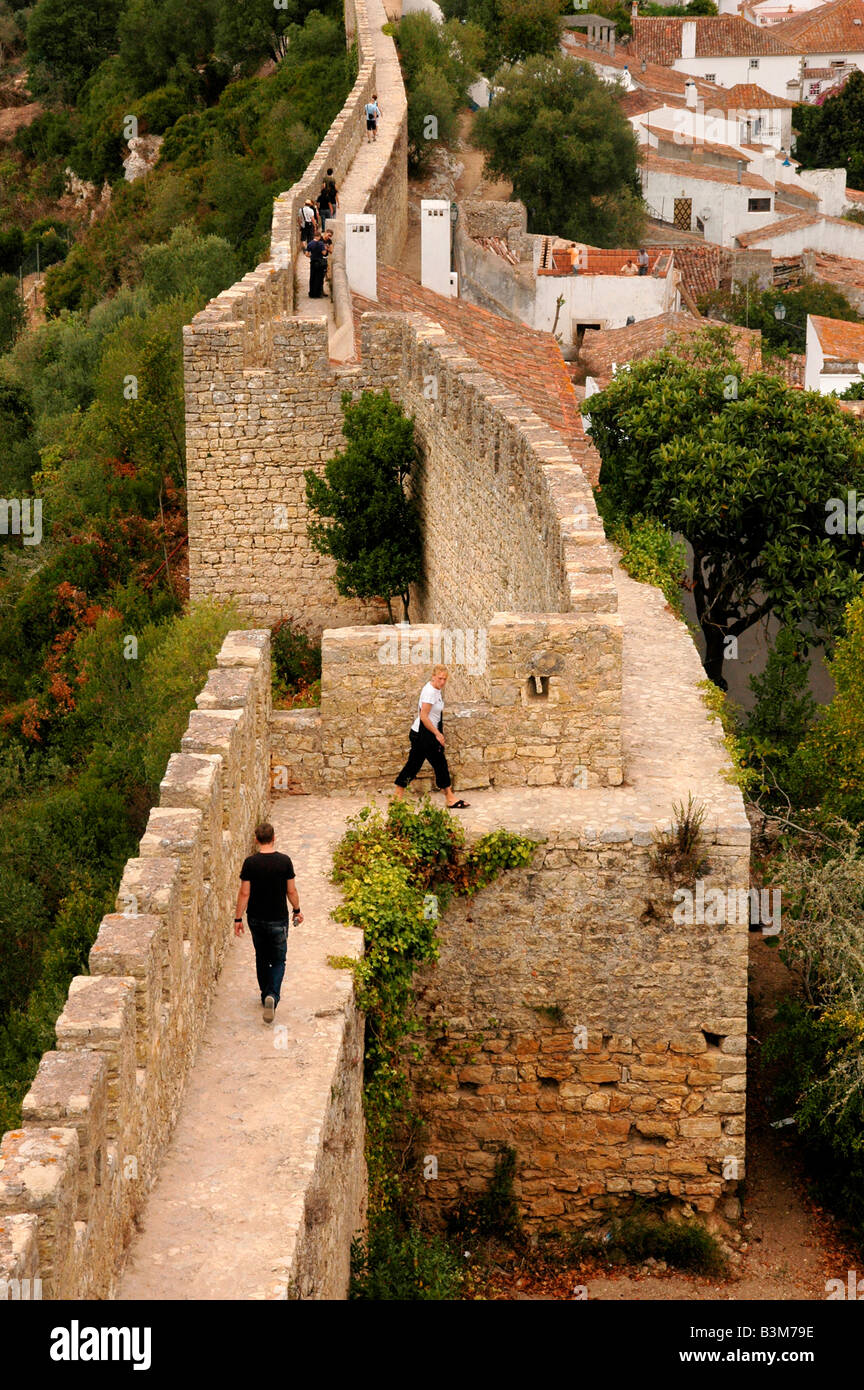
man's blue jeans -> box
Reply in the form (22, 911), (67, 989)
(247, 918), (289, 1005)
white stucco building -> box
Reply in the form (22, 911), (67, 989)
(804, 313), (864, 391)
(631, 2), (864, 102)
(533, 246), (680, 340)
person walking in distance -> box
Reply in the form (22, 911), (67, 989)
(317, 168), (339, 226)
(365, 94), (381, 143)
(234, 823), (303, 1024)
(394, 665), (469, 808)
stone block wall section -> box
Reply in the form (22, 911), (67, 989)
(0, 632), (274, 1299)
(410, 827), (750, 1230)
(358, 313), (619, 630)
(271, 615), (621, 794)
(184, 315), (386, 632)
(185, 302), (618, 649)
(262, 312), (623, 792)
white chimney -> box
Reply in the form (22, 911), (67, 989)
(681, 20), (697, 58)
(345, 215), (377, 301)
(762, 148), (776, 187)
(421, 200), (454, 298)
(685, 79), (697, 109)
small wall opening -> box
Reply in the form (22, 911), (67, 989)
(526, 675), (550, 700)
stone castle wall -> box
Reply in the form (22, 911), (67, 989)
(270, 610), (622, 794)
(185, 303), (620, 694)
(0, 632), (365, 1300)
(184, 0), (407, 631)
(411, 826), (749, 1229)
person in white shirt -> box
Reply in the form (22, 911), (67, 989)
(393, 665), (469, 808)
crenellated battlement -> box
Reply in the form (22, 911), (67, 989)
(0, 632), (273, 1299)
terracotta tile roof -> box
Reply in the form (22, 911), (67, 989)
(652, 129), (750, 161)
(802, 65), (838, 77)
(649, 244), (723, 298)
(632, 16), (799, 63)
(621, 89), (685, 117)
(578, 312), (762, 388)
(561, 33), (732, 102)
(775, 179), (819, 201)
(846, 187), (864, 202)
(735, 211), (824, 245)
(810, 250), (864, 286)
(710, 82), (796, 109)
(773, 197), (809, 217)
(772, 352), (806, 387)
(773, 0), (864, 51)
(809, 312), (864, 360)
(640, 150), (774, 189)
(540, 245), (672, 276)
(353, 265), (598, 481)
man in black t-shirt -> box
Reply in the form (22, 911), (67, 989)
(234, 822), (304, 1023)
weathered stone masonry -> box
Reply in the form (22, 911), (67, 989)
(0, 632), (365, 1298)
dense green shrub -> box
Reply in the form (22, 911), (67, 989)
(350, 1214), (463, 1300)
(270, 621), (321, 708)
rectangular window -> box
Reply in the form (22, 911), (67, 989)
(704, 72), (716, 81)
(749, 58), (759, 68)
(748, 197), (772, 211)
(809, 81), (821, 95)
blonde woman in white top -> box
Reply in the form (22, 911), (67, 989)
(393, 665), (469, 808)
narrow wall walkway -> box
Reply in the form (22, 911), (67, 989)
(116, 797), (366, 1301)
(293, 0), (405, 356)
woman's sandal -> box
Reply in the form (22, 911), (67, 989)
(449, 799), (470, 809)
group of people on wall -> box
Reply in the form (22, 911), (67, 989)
(299, 168), (339, 298)
(296, 94), (383, 299)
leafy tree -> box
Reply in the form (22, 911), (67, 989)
(26, 0), (123, 104)
(201, 142), (274, 265)
(213, 0), (328, 69)
(395, 11), (483, 171)
(0, 228), (24, 276)
(793, 590), (864, 822)
(406, 68), (461, 173)
(741, 626), (817, 800)
(587, 328), (864, 686)
(0, 380), (39, 495)
(473, 56), (645, 246)
(304, 390), (423, 621)
(439, 0), (562, 68)
(138, 225), (239, 306)
(795, 72), (864, 191)
(0, 275), (26, 354)
(699, 276), (863, 355)
(485, 0), (563, 67)
(116, 0), (221, 99)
